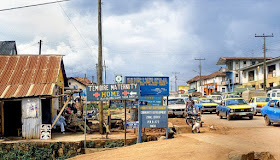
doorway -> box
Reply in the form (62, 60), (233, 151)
(42, 99), (52, 124)
(4, 101), (22, 137)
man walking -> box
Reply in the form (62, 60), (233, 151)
(186, 95), (195, 113)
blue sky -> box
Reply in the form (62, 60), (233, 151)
(0, 0), (280, 89)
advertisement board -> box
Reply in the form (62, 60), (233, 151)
(86, 83), (140, 101)
(178, 86), (189, 94)
(125, 77), (169, 96)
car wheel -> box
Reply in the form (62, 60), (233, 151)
(249, 115), (253, 120)
(226, 114), (231, 121)
(264, 115), (271, 126)
(219, 112), (223, 119)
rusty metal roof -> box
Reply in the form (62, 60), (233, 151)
(0, 55), (64, 99)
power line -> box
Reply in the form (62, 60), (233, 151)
(0, 0), (70, 12)
(56, 1), (98, 58)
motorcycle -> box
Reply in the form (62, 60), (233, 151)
(185, 111), (203, 128)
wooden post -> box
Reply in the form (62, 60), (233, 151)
(1, 101), (4, 136)
(51, 95), (71, 129)
(124, 100), (127, 146)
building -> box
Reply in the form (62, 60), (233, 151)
(187, 70), (226, 95)
(201, 70), (227, 94)
(187, 75), (207, 93)
(241, 57), (280, 89)
(0, 55), (67, 139)
(0, 41), (17, 55)
(216, 57), (272, 92)
(68, 77), (94, 90)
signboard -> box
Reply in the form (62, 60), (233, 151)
(115, 75), (123, 84)
(125, 77), (169, 96)
(40, 124), (51, 140)
(86, 83), (140, 101)
(126, 121), (139, 129)
(140, 106), (168, 128)
(140, 96), (162, 106)
(178, 86), (189, 94)
(111, 100), (147, 108)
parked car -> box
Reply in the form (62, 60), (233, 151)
(192, 97), (199, 103)
(206, 95), (222, 104)
(168, 98), (185, 118)
(195, 98), (218, 114)
(248, 97), (271, 115)
(267, 89), (280, 99)
(216, 98), (254, 120)
(222, 94), (240, 99)
(260, 99), (280, 126)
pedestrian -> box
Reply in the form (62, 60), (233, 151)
(185, 95), (195, 113)
(52, 110), (67, 134)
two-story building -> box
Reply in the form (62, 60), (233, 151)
(187, 69), (226, 95)
(216, 57), (272, 92)
(241, 57), (280, 89)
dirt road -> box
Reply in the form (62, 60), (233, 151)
(70, 114), (280, 160)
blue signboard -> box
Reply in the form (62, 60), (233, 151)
(126, 121), (139, 129)
(140, 96), (162, 106)
(125, 77), (169, 96)
(86, 83), (140, 101)
(110, 101), (147, 108)
(140, 106), (168, 128)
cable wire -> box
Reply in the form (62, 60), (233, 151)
(0, 0), (70, 12)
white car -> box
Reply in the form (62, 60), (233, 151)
(206, 95), (222, 104)
(168, 98), (185, 118)
(267, 89), (280, 99)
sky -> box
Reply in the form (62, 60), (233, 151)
(1, 0), (280, 90)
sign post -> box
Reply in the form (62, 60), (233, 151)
(125, 77), (169, 143)
(86, 83), (140, 145)
(124, 100), (127, 146)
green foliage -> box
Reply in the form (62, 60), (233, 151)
(105, 141), (124, 148)
(86, 141), (95, 148)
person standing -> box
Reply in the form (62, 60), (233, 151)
(186, 95), (195, 113)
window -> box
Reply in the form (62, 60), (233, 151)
(222, 88), (225, 92)
(69, 82), (71, 85)
(235, 61), (238, 65)
(236, 74), (238, 77)
(269, 101), (275, 107)
(243, 61), (246, 65)
(252, 61), (256, 65)
(272, 93), (276, 97)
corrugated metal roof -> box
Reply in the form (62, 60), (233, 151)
(216, 57), (272, 65)
(67, 77), (95, 86)
(0, 55), (63, 99)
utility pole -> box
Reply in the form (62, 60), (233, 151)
(39, 40), (42, 55)
(255, 33), (273, 92)
(195, 58), (205, 92)
(97, 0), (104, 134)
(172, 72), (179, 92)
(103, 60), (108, 84)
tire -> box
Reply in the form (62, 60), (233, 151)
(219, 112), (223, 119)
(226, 114), (231, 121)
(249, 115), (253, 120)
(264, 115), (271, 126)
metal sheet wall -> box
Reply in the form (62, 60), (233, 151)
(21, 98), (42, 139)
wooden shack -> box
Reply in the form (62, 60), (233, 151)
(0, 55), (67, 139)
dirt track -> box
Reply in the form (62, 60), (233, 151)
(70, 114), (280, 160)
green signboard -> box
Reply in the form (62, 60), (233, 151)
(86, 83), (140, 101)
